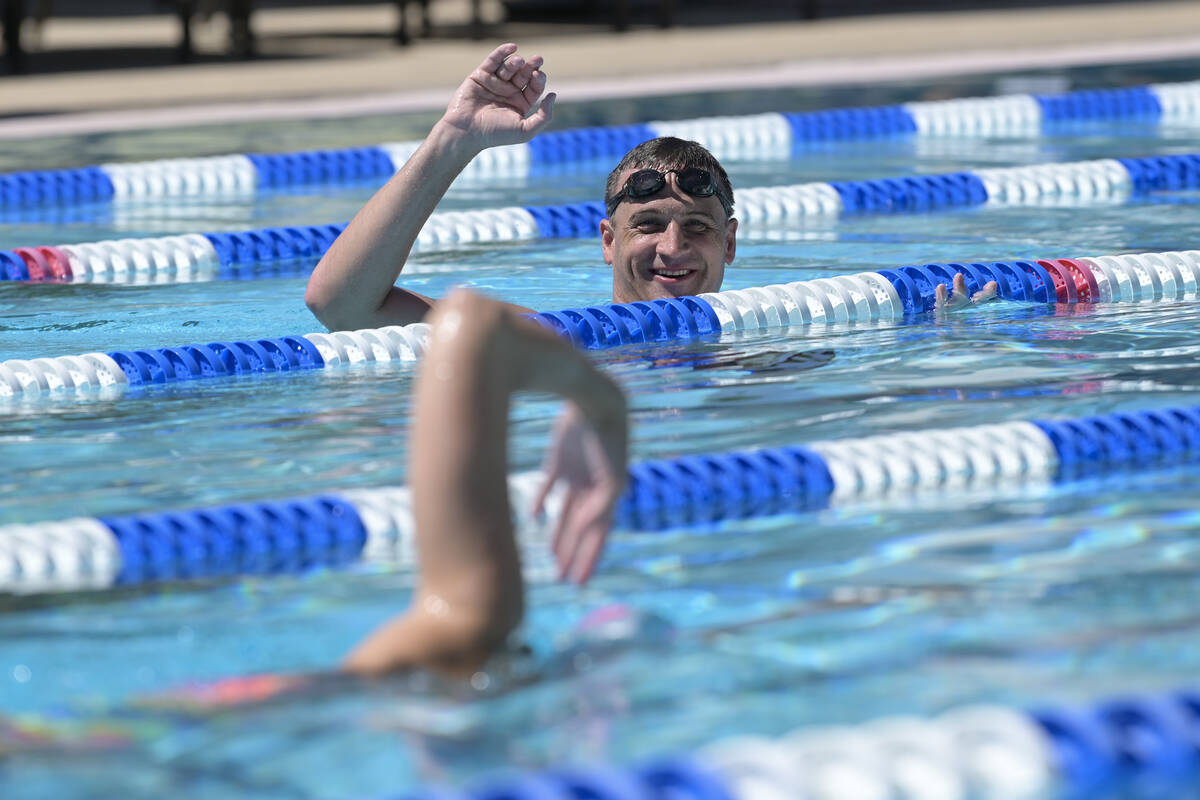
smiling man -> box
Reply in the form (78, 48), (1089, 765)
(304, 44), (990, 332)
(304, 44), (738, 331)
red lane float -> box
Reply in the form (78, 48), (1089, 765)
(1052, 258), (1101, 303)
(1037, 259), (1077, 303)
(13, 246), (73, 281)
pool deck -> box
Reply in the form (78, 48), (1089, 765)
(1, 0), (1198, 138)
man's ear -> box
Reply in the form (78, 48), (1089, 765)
(724, 218), (738, 264)
(600, 218), (616, 265)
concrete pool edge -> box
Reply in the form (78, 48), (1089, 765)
(2, 32), (1200, 141)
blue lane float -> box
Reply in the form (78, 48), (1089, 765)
(99, 495), (367, 586)
(0, 166), (115, 207)
(3, 153), (1200, 284)
(528, 123), (658, 164)
(5, 401), (1200, 595)
(106, 334), (326, 385)
(246, 148), (396, 188)
(3, 247), (1200, 401)
(1035, 86), (1162, 122)
(2, 81), (1197, 209)
(783, 104), (918, 140)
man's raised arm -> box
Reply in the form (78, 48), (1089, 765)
(305, 44), (556, 331)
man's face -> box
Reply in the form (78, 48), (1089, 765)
(600, 169), (737, 304)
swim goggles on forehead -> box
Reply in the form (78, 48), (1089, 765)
(605, 167), (731, 216)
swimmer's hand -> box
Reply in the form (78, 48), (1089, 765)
(935, 272), (999, 314)
(439, 43), (557, 151)
(533, 403), (628, 585)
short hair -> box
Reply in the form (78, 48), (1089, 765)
(604, 137), (735, 219)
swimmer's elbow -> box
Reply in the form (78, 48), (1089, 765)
(452, 601), (523, 670)
(303, 287), (323, 318)
(439, 584), (525, 666)
(436, 288), (506, 330)
(428, 288), (519, 357)
(304, 278), (353, 332)
(341, 594), (523, 678)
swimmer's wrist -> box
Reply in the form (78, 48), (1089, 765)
(429, 118), (487, 162)
(486, 306), (629, 439)
(575, 375), (626, 432)
(579, 378), (629, 471)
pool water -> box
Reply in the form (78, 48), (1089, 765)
(4, 60), (1200, 799)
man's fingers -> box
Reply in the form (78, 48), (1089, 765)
(479, 42), (518, 74)
(567, 517), (610, 584)
(972, 281), (999, 304)
(520, 68), (547, 105)
(470, 70), (524, 98)
(530, 470), (556, 517)
(521, 92), (556, 135)
(533, 439), (563, 515)
(496, 54), (525, 81)
(551, 488), (582, 577)
(556, 523), (582, 583)
(936, 273), (987, 312)
(559, 496), (612, 584)
(511, 56), (543, 91)
(935, 274), (1002, 315)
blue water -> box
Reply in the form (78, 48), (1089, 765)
(4, 63), (1200, 799)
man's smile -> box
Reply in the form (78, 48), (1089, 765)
(651, 267), (698, 283)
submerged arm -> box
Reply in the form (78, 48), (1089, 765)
(342, 289), (627, 677)
(305, 44), (556, 331)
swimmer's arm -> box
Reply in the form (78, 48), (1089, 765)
(305, 44), (556, 331)
(341, 290), (627, 677)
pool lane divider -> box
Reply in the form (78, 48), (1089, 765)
(4, 248), (1200, 400)
(3, 153), (1200, 284)
(391, 688), (1200, 800)
(5, 402), (1200, 595)
(2, 81), (1198, 209)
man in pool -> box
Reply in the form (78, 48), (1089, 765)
(304, 43), (994, 333)
(304, 43), (739, 331)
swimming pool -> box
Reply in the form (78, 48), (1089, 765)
(4, 58), (1200, 798)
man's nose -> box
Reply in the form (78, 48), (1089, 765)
(657, 221), (686, 254)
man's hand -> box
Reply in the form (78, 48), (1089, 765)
(306, 44), (556, 331)
(439, 43), (556, 151)
(533, 403), (628, 585)
(935, 272), (999, 314)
